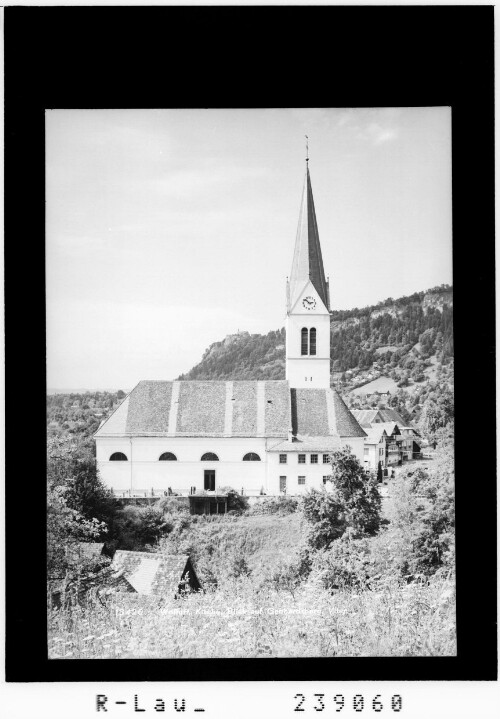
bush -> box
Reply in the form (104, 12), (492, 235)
(248, 496), (299, 516)
(217, 486), (249, 514)
(310, 531), (372, 591)
(301, 491), (346, 550)
(329, 448), (382, 537)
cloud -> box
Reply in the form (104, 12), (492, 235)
(361, 122), (399, 145)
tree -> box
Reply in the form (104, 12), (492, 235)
(328, 447), (382, 537)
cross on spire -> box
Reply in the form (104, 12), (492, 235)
(305, 135), (309, 163)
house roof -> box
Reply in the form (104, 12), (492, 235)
(95, 381), (366, 440)
(351, 409), (382, 428)
(110, 551), (199, 596)
(377, 422), (402, 437)
(376, 408), (407, 425)
(363, 427), (388, 445)
(288, 166), (330, 310)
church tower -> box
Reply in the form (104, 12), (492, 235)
(286, 160), (331, 389)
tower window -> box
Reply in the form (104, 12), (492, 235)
(309, 328), (316, 355)
(109, 452), (127, 461)
(301, 327), (308, 355)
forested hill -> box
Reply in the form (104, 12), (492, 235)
(178, 285), (453, 383)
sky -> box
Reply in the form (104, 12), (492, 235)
(46, 108), (452, 390)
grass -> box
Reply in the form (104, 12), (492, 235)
(48, 570), (456, 659)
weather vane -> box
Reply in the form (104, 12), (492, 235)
(305, 135), (309, 163)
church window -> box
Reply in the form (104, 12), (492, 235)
(310, 454), (318, 464)
(243, 452), (261, 461)
(279, 454), (287, 464)
(322, 454), (330, 464)
(159, 452), (177, 461)
(201, 452), (219, 461)
(109, 452), (127, 461)
(298, 454), (306, 464)
(301, 327), (308, 355)
(309, 328), (316, 355)
(323, 476), (330, 484)
(298, 476), (306, 485)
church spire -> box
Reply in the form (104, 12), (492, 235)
(288, 159), (330, 312)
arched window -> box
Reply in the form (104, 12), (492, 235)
(301, 327), (308, 355)
(201, 452), (219, 461)
(109, 452), (128, 461)
(243, 452), (261, 461)
(309, 327), (316, 356)
(159, 452), (177, 461)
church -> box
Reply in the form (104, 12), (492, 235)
(95, 160), (366, 497)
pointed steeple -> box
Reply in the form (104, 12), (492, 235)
(288, 164), (330, 312)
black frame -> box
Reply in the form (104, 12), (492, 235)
(5, 5), (496, 682)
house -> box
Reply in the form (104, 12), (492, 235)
(377, 422), (404, 465)
(352, 409), (422, 463)
(95, 162), (366, 497)
(110, 551), (202, 596)
(362, 426), (388, 472)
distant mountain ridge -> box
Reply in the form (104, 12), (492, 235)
(178, 285), (453, 383)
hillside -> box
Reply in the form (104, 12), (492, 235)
(178, 286), (452, 382)
(177, 285), (453, 437)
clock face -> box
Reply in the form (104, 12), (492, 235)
(302, 296), (317, 310)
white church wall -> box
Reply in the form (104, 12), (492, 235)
(96, 436), (269, 496)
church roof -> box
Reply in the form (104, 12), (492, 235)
(95, 380), (366, 440)
(268, 435), (341, 453)
(289, 166), (330, 310)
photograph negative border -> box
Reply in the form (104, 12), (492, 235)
(4, 5), (496, 682)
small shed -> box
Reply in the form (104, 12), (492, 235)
(110, 551), (202, 597)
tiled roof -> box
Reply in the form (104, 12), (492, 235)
(95, 381), (365, 440)
(294, 388), (330, 436)
(332, 391), (367, 437)
(377, 408), (407, 425)
(351, 409), (381, 427)
(289, 167), (329, 310)
(111, 551), (200, 596)
(364, 427), (388, 444)
(377, 422), (402, 437)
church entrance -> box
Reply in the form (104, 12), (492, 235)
(204, 470), (215, 491)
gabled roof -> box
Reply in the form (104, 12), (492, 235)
(376, 408), (407, 425)
(351, 409), (382, 428)
(364, 427), (388, 445)
(95, 381), (366, 440)
(288, 166), (330, 311)
(377, 422), (402, 437)
(95, 380), (291, 438)
(111, 551), (201, 596)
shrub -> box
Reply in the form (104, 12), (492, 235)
(218, 486), (249, 514)
(248, 496), (299, 516)
(310, 531), (372, 591)
(301, 491), (346, 549)
(328, 448), (382, 537)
